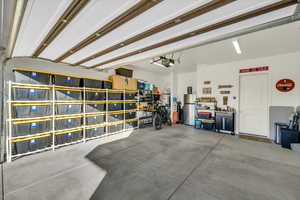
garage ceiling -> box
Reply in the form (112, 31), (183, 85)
(11, 0), (299, 70)
(133, 20), (300, 73)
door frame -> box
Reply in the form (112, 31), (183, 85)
(237, 71), (271, 138)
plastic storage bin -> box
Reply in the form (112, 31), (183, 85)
(55, 102), (82, 115)
(55, 115), (82, 130)
(125, 119), (138, 129)
(83, 78), (103, 89)
(107, 111), (124, 122)
(108, 102), (123, 111)
(125, 101), (137, 110)
(14, 69), (51, 85)
(12, 103), (51, 118)
(85, 102), (106, 113)
(85, 90), (106, 101)
(86, 113), (106, 125)
(12, 134), (52, 155)
(53, 74), (81, 87)
(85, 125), (106, 138)
(115, 68), (133, 77)
(125, 91), (137, 100)
(125, 110), (136, 120)
(55, 88), (82, 100)
(108, 91), (123, 100)
(55, 128), (83, 145)
(12, 85), (50, 101)
(107, 123), (123, 133)
(12, 118), (52, 137)
(103, 81), (112, 89)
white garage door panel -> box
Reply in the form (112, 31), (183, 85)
(239, 74), (268, 137)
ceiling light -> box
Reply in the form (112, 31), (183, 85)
(151, 56), (175, 68)
(232, 40), (242, 54)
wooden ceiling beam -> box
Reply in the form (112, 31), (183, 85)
(55, 0), (163, 62)
(32, 0), (91, 57)
(89, 0), (298, 69)
(73, 0), (236, 65)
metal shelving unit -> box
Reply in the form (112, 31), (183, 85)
(6, 81), (139, 162)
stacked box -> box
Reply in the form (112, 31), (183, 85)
(12, 118), (52, 137)
(55, 88), (82, 100)
(14, 69), (51, 85)
(55, 128), (83, 145)
(85, 90), (106, 101)
(85, 102), (106, 113)
(125, 110), (136, 120)
(107, 111), (124, 122)
(107, 122), (123, 133)
(56, 102), (82, 115)
(55, 115), (82, 130)
(12, 85), (50, 101)
(12, 103), (51, 118)
(103, 81), (112, 89)
(107, 102), (123, 111)
(124, 91), (137, 100)
(85, 125), (106, 138)
(12, 134), (52, 155)
(53, 74), (81, 87)
(125, 119), (138, 129)
(125, 101), (137, 110)
(85, 113), (106, 125)
(108, 91), (123, 100)
(84, 78), (103, 89)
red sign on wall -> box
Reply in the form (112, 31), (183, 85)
(240, 66), (269, 73)
(276, 79), (295, 92)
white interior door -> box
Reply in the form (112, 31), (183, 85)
(239, 73), (268, 137)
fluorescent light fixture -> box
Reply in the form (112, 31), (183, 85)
(232, 39), (242, 54)
(152, 61), (166, 67)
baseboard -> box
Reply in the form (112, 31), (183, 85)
(239, 134), (272, 143)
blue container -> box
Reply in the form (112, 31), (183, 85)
(195, 119), (202, 129)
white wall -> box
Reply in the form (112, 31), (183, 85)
(174, 71), (197, 103)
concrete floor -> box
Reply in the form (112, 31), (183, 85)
(3, 125), (300, 200)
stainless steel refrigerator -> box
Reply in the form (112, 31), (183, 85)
(183, 94), (196, 126)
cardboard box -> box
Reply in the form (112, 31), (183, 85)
(109, 75), (137, 90)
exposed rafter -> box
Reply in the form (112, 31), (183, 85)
(32, 0), (91, 57)
(89, 0), (298, 69)
(73, 0), (236, 66)
(54, 0), (163, 62)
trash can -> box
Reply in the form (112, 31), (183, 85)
(12, 85), (50, 101)
(281, 128), (299, 149)
(12, 118), (52, 137)
(14, 69), (51, 85)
